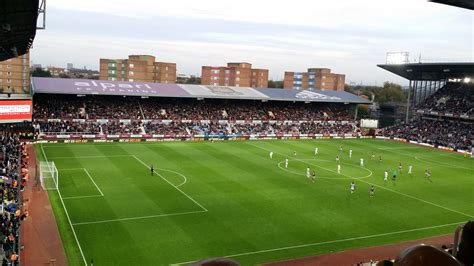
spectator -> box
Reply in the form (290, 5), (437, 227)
(457, 221), (474, 266)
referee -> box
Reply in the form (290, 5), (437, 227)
(150, 164), (154, 176)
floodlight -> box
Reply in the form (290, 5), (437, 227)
(464, 77), (471, 83)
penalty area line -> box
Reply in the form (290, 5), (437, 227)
(72, 210), (207, 226)
(132, 155), (208, 212)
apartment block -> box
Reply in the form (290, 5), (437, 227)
(201, 62), (268, 88)
(99, 55), (176, 83)
(0, 53), (30, 94)
(284, 68), (345, 91)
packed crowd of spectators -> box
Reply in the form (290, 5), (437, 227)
(33, 95), (359, 136)
(34, 120), (359, 136)
(380, 82), (474, 151)
(33, 95), (144, 120)
(380, 118), (473, 150)
(35, 121), (144, 135)
(33, 95), (354, 121)
(416, 82), (474, 115)
(0, 135), (29, 265)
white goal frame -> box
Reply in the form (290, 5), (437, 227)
(39, 161), (59, 190)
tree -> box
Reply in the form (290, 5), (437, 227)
(344, 84), (355, 94)
(268, 80), (283, 88)
(31, 68), (52, 77)
(176, 76), (201, 84)
(352, 82), (406, 104)
(59, 73), (71, 79)
(185, 76), (201, 85)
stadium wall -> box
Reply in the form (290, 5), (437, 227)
(35, 133), (371, 143)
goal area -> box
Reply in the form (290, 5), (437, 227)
(39, 161), (58, 190)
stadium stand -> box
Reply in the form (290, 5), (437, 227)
(379, 82), (473, 152)
(416, 83), (474, 115)
(0, 135), (29, 265)
(380, 118), (473, 151)
(32, 95), (360, 137)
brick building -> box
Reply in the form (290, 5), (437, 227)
(0, 53), (30, 94)
(99, 55), (176, 83)
(201, 62), (268, 88)
(284, 68), (345, 91)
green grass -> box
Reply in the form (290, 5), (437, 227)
(34, 139), (474, 266)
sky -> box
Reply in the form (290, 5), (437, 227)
(31, 0), (473, 86)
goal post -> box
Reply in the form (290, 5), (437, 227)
(39, 161), (59, 190)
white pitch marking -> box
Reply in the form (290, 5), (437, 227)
(48, 154), (132, 159)
(158, 168), (188, 187)
(249, 143), (474, 219)
(379, 148), (472, 170)
(58, 168), (104, 198)
(414, 156), (473, 170)
(62, 195), (103, 200)
(73, 210), (208, 226)
(40, 144), (89, 266)
(58, 168), (87, 171)
(171, 221), (464, 265)
(377, 147), (419, 150)
(83, 168), (104, 196)
(132, 155), (208, 212)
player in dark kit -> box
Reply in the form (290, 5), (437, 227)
(370, 185), (375, 197)
(151, 164), (154, 176)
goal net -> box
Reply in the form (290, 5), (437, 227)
(39, 161), (58, 190)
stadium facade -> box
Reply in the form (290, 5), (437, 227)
(99, 55), (176, 84)
(201, 62), (269, 88)
(0, 52), (30, 94)
(283, 68), (345, 91)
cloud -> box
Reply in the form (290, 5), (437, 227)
(31, 0), (473, 85)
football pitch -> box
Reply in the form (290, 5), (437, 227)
(35, 139), (474, 266)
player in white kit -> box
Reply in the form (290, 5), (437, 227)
(408, 164), (413, 176)
(306, 167), (311, 179)
(360, 158), (364, 167)
(350, 182), (356, 194)
(337, 164), (341, 174)
(314, 147), (319, 155)
(285, 158), (289, 168)
(384, 170), (388, 182)
(269, 151), (273, 159)
(349, 149), (353, 158)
